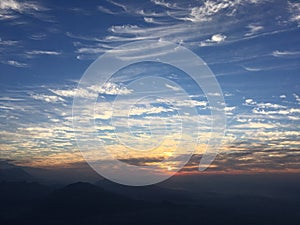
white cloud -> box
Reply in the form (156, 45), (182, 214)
(225, 106), (236, 112)
(31, 94), (65, 103)
(293, 93), (300, 104)
(272, 50), (300, 57)
(151, 0), (178, 9)
(88, 83), (133, 95)
(26, 50), (61, 55)
(233, 122), (276, 129)
(50, 82), (132, 99)
(200, 34), (227, 46)
(97, 6), (118, 15)
(2, 60), (27, 67)
(256, 102), (286, 109)
(0, 38), (18, 46)
(174, 99), (207, 107)
(106, 0), (127, 12)
(136, 9), (167, 17)
(185, 0), (239, 22)
(207, 92), (221, 96)
(0, 97), (23, 101)
(245, 98), (256, 105)
(245, 24), (264, 36)
(211, 34), (227, 42)
(129, 106), (173, 116)
(279, 95), (286, 99)
(252, 108), (300, 115)
(97, 125), (115, 131)
(50, 88), (97, 99)
(288, 1), (300, 25)
(94, 111), (113, 120)
(0, 0), (45, 20)
(242, 66), (262, 72)
(165, 83), (181, 91)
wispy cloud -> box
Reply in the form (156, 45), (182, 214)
(97, 5), (118, 15)
(0, 38), (19, 46)
(272, 50), (300, 57)
(151, 0), (179, 10)
(245, 24), (264, 36)
(288, 1), (300, 26)
(69, 0), (298, 64)
(2, 60), (28, 67)
(242, 66), (262, 72)
(165, 83), (181, 91)
(26, 50), (61, 56)
(106, 0), (127, 12)
(0, 0), (46, 20)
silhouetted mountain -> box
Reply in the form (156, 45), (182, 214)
(38, 182), (148, 217)
(95, 178), (193, 203)
(0, 167), (33, 181)
(0, 180), (300, 225)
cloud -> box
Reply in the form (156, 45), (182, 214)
(211, 34), (227, 42)
(143, 17), (171, 25)
(233, 122), (277, 129)
(252, 108), (300, 115)
(200, 34), (227, 46)
(0, 38), (18, 46)
(256, 102), (286, 109)
(165, 83), (181, 91)
(29, 33), (47, 40)
(0, 0), (45, 20)
(119, 156), (165, 166)
(97, 5), (118, 15)
(129, 105), (174, 116)
(244, 98), (256, 105)
(88, 83), (133, 95)
(272, 50), (300, 57)
(97, 125), (115, 131)
(183, 0), (240, 22)
(31, 94), (65, 103)
(94, 110), (113, 120)
(2, 60), (28, 67)
(293, 93), (300, 104)
(50, 82), (133, 99)
(288, 1), (300, 25)
(26, 50), (61, 55)
(151, 0), (178, 10)
(245, 24), (264, 36)
(243, 98), (300, 116)
(0, 97), (23, 101)
(136, 9), (167, 17)
(106, 0), (127, 12)
(242, 66), (262, 72)
(279, 95), (286, 99)
(68, 0), (298, 63)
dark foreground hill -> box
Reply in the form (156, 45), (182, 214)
(0, 181), (300, 225)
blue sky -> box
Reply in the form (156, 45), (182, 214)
(0, 0), (300, 175)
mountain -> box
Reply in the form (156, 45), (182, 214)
(0, 163), (33, 182)
(39, 182), (148, 217)
(95, 178), (193, 203)
(0, 181), (299, 225)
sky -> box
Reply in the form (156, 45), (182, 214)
(0, 0), (300, 179)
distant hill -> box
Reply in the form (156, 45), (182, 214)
(0, 167), (33, 181)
